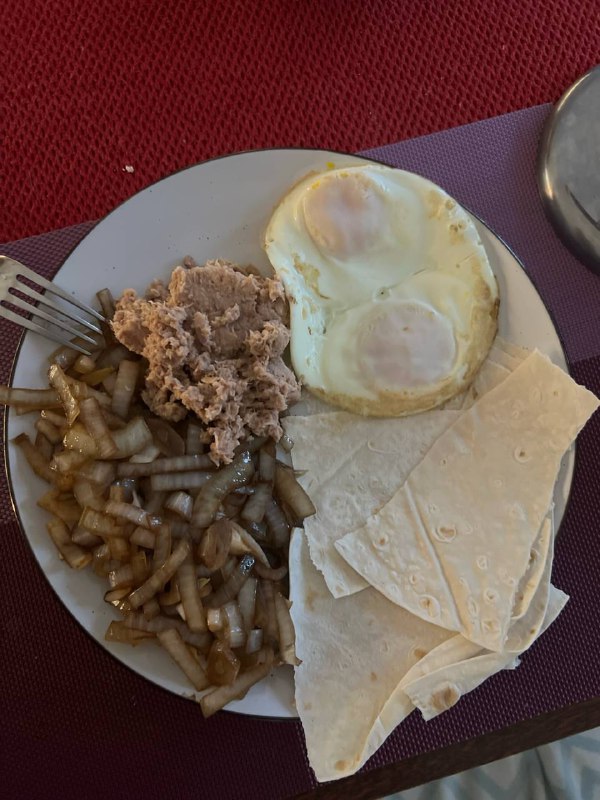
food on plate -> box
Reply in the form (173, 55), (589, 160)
(112, 259), (300, 464)
(289, 529), (450, 781)
(285, 346), (583, 779)
(6, 275), (314, 716)
(335, 350), (599, 650)
(283, 410), (460, 597)
(264, 164), (499, 416)
(281, 337), (529, 598)
(290, 524), (569, 780)
(399, 585), (568, 722)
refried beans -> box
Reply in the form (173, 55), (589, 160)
(111, 259), (300, 464)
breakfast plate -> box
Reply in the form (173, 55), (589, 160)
(5, 149), (573, 719)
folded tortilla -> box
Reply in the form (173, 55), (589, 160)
(401, 585), (568, 720)
(289, 529), (451, 782)
(285, 336), (531, 598)
(283, 411), (459, 597)
(335, 351), (599, 651)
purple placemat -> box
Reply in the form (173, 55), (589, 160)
(3, 104), (600, 800)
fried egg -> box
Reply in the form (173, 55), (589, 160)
(264, 164), (499, 416)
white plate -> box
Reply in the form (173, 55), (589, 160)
(5, 149), (572, 720)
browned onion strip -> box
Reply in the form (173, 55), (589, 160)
(49, 343), (83, 371)
(156, 628), (210, 692)
(67, 379), (112, 408)
(240, 481), (271, 524)
(192, 451), (254, 528)
(46, 517), (92, 569)
(51, 449), (90, 474)
(258, 579), (279, 648)
(40, 408), (67, 427)
(264, 498), (290, 549)
(177, 555), (207, 632)
(71, 525), (102, 548)
(198, 518), (233, 570)
(35, 417), (63, 445)
(37, 489), (81, 526)
(237, 576), (257, 631)
(79, 397), (118, 459)
(102, 373), (117, 395)
(253, 561), (288, 582)
(73, 480), (106, 512)
(205, 554), (255, 609)
(108, 482), (133, 504)
(0, 386), (61, 409)
(96, 288), (116, 321)
(108, 563), (134, 590)
(199, 648), (274, 718)
(274, 463), (316, 524)
(165, 491), (193, 521)
(108, 536), (130, 561)
(105, 621), (154, 645)
(111, 360), (140, 419)
(159, 581), (181, 606)
(146, 418), (186, 457)
(96, 343), (130, 370)
(245, 628), (263, 654)
(80, 367), (115, 387)
(222, 601), (246, 648)
(206, 639), (240, 686)
(259, 441), (276, 482)
(117, 453), (214, 479)
(63, 417), (152, 458)
(142, 598), (161, 620)
(79, 507), (123, 537)
(48, 364), (80, 426)
(111, 418), (153, 457)
(239, 519), (268, 543)
(130, 526), (155, 549)
(142, 488), (166, 515)
(13, 433), (72, 490)
(128, 538), (190, 609)
(123, 613), (211, 651)
(105, 500), (160, 530)
(153, 523), (172, 569)
(185, 422), (204, 455)
(229, 523), (269, 567)
(207, 608), (223, 634)
(150, 471), (212, 492)
(92, 542), (111, 575)
(34, 430), (54, 461)
(104, 586), (131, 605)
(73, 355), (97, 375)
(274, 591), (300, 666)
(78, 460), (116, 487)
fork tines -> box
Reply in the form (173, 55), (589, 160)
(0, 256), (107, 355)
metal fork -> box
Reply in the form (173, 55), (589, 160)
(0, 256), (106, 356)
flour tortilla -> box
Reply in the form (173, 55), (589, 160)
(388, 516), (557, 719)
(511, 516), (553, 621)
(401, 586), (568, 720)
(289, 529), (451, 782)
(460, 336), (529, 410)
(285, 337), (532, 598)
(283, 411), (459, 597)
(335, 351), (599, 651)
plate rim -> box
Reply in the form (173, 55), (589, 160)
(2, 146), (576, 721)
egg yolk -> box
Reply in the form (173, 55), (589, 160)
(303, 172), (388, 260)
(358, 302), (456, 389)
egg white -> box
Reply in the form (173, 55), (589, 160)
(264, 164), (498, 416)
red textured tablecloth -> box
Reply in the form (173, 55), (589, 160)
(2, 0), (600, 244)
